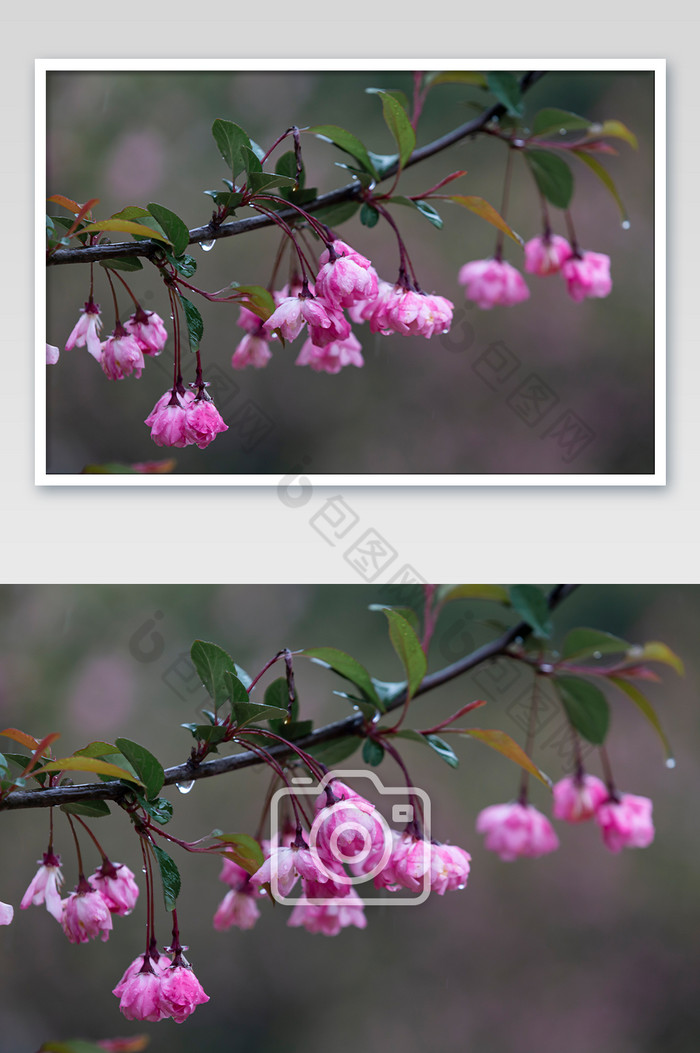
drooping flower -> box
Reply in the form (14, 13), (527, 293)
(366, 284), (454, 338)
(65, 300), (103, 360)
(367, 832), (471, 894)
(232, 332), (274, 369)
(561, 251), (612, 302)
(115, 958), (167, 1022)
(315, 240), (378, 308)
(295, 332), (364, 374)
(89, 861), (139, 915)
(458, 259), (530, 309)
(158, 962), (210, 1023)
(251, 840), (337, 898)
(263, 292), (349, 345)
(0, 901), (13, 925)
(61, 884), (114, 943)
(113, 951), (171, 998)
(101, 325), (145, 380)
(476, 802), (559, 861)
(185, 397), (228, 449)
(46, 343), (60, 364)
(123, 309), (168, 356)
(311, 780), (390, 870)
(524, 234), (573, 276)
(145, 390), (193, 448)
(237, 305), (264, 333)
(595, 793), (654, 853)
(20, 852), (64, 921)
(288, 886), (367, 936)
(552, 774), (609, 823)
(213, 889), (261, 931)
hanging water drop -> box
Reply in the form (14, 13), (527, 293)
(559, 128), (567, 135)
(593, 650), (603, 659)
(621, 220), (631, 230)
(176, 780), (195, 794)
(200, 240), (216, 252)
(665, 757), (676, 769)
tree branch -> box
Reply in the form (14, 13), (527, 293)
(46, 71), (546, 267)
(0, 582), (577, 812)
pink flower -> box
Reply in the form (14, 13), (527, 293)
(115, 959), (167, 1022)
(185, 397), (228, 449)
(263, 293), (349, 345)
(552, 774), (609, 823)
(251, 842), (334, 897)
(123, 310), (168, 356)
(46, 343), (60, 364)
(20, 853), (64, 921)
(61, 886), (114, 943)
(0, 901), (13, 925)
(458, 258), (530, 309)
(89, 861), (139, 915)
(232, 333), (273, 369)
(219, 858), (252, 890)
(263, 296), (306, 341)
(304, 301), (351, 349)
(311, 780), (390, 869)
(237, 305), (264, 332)
(524, 234), (573, 276)
(113, 952), (170, 998)
(595, 793), (654, 853)
(367, 284), (454, 337)
(101, 327), (145, 380)
(315, 240), (378, 308)
(158, 963), (210, 1023)
(145, 390), (193, 448)
(561, 251), (612, 302)
(288, 887), (367, 936)
(65, 300), (103, 360)
(213, 889), (261, 931)
(295, 332), (364, 374)
(476, 802), (559, 861)
(370, 834), (471, 894)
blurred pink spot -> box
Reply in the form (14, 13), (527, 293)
(106, 130), (165, 199)
(68, 655), (135, 734)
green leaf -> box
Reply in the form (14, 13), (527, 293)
(608, 677), (673, 762)
(231, 701), (288, 728)
(115, 738), (164, 800)
(532, 108), (591, 137)
(276, 150), (304, 188)
(74, 740), (118, 758)
(164, 250), (197, 277)
(382, 608), (427, 699)
(525, 150), (574, 210)
(332, 690), (379, 723)
(368, 604), (421, 634)
(147, 203), (190, 257)
(229, 283), (276, 322)
(363, 739), (385, 766)
(134, 794), (173, 825)
(370, 679), (406, 709)
(510, 585), (552, 639)
(249, 173), (299, 195)
(264, 677), (293, 713)
(78, 219), (172, 244)
(269, 719), (313, 740)
(212, 119), (252, 176)
(436, 584), (510, 605)
(111, 205), (151, 221)
(97, 256), (144, 272)
(365, 86), (410, 110)
(449, 195), (523, 245)
(60, 799), (111, 819)
(151, 843), (181, 911)
(424, 734), (459, 768)
(191, 641), (238, 710)
(360, 203), (379, 228)
(426, 70), (488, 88)
(186, 724), (228, 748)
(486, 72), (523, 117)
(216, 833), (265, 875)
(302, 648), (381, 708)
(555, 675), (610, 744)
(562, 628), (630, 662)
(367, 151), (400, 178)
(309, 125), (377, 178)
(390, 195), (443, 229)
(224, 670), (250, 709)
(571, 149), (628, 223)
(33, 756), (144, 786)
(373, 90), (415, 169)
(178, 295), (203, 353)
(242, 145), (263, 180)
(307, 735), (361, 766)
(311, 199), (361, 226)
(626, 641), (684, 677)
(459, 728), (551, 786)
(40, 1042), (110, 1053)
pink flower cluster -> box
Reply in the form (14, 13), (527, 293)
(145, 389), (228, 450)
(231, 240), (454, 375)
(459, 236), (612, 309)
(65, 302), (168, 380)
(114, 951), (209, 1023)
(213, 858), (261, 931)
(19, 855), (139, 940)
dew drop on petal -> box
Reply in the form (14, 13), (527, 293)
(200, 240), (216, 252)
(176, 780), (195, 794)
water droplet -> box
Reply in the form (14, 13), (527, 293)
(559, 128), (567, 135)
(141, 866), (147, 873)
(621, 220), (631, 230)
(665, 757), (676, 769)
(200, 240), (216, 252)
(512, 139), (525, 149)
(593, 650), (603, 659)
(540, 663), (554, 674)
(176, 780), (195, 794)
(456, 883), (467, 890)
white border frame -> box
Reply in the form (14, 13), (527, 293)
(36, 58), (666, 487)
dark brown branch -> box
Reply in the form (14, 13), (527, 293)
(0, 583), (577, 812)
(46, 71), (545, 267)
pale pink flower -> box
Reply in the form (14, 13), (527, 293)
(524, 234), (573, 276)
(458, 258), (530, 309)
(561, 251), (612, 302)
(185, 398), (228, 449)
(46, 343), (60, 364)
(145, 390), (193, 448)
(263, 296), (306, 341)
(61, 886), (114, 943)
(20, 853), (64, 922)
(476, 802), (559, 861)
(232, 332), (273, 369)
(263, 294), (348, 345)
(101, 327), (145, 380)
(115, 960), (167, 1022)
(89, 861), (139, 915)
(288, 887), (367, 936)
(552, 774), (608, 823)
(219, 858), (252, 890)
(367, 284), (454, 337)
(65, 300), (103, 360)
(0, 901), (13, 925)
(305, 301), (351, 349)
(295, 332), (364, 374)
(311, 781), (390, 868)
(213, 889), (261, 931)
(251, 842), (334, 897)
(315, 240), (378, 308)
(595, 793), (654, 853)
(158, 963), (210, 1023)
(237, 305), (264, 332)
(113, 952), (170, 998)
(369, 833), (470, 894)
(123, 309), (168, 356)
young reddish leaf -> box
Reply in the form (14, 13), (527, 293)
(459, 728), (551, 787)
(21, 732), (61, 776)
(47, 194), (84, 214)
(230, 284), (276, 322)
(62, 199), (101, 240)
(33, 756), (145, 786)
(449, 196), (523, 245)
(78, 219), (172, 244)
(1, 728), (42, 750)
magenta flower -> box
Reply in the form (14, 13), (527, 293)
(185, 398), (228, 449)
(158, 963), (210, 1023)
(20, 852), (64, 922)
(145, 390), (194, 448)
(61, 885), (113, 943)
(115, 958), (168, 1022)
(561, 251), (612, 302)
(311, 780), (389, 869)
(552, 774), (608, 823)
(288, 888), (367, 936)
(476, 802), (559, 861)
(367, 284), (454, 337)
(65, 300), (103, 360)
(315, 240), (378, 308)
(232, 333), (274, 369)
(305, 302), (352, 348)
(251, 842), (336, 897)
(237, 305), (264, 332)
(113, 951), (171, 998)
(219, 858), (252, 890)
(0, 901), (13, 925)
(524, 234), (573, 276)
(89, 861), (139, 915)
(369, 833), (471, 894)
(46, 343), (60, 364)
(458, 258), (530, 309)
(595, 793), (654, 853)
(295, 332), (364, 374)
(101, 326), (145, 380)
(263, 296), (307, 341)
(123, 309), (168, 356)
(263, 293), (348, 345)
(213, 889), (261, 931)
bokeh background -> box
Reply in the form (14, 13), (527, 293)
(45, 70), (656, 475)
(0, 584), (696, 1053)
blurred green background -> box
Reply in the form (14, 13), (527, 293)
(45, 70), (655, 475)
(0, 584), (695, 1053)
